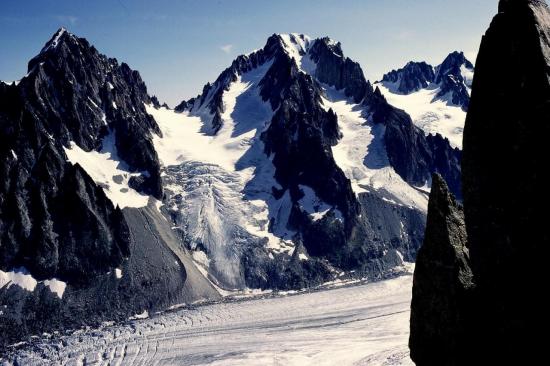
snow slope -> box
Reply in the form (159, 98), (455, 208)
(5, 275), (415, 366)
(323, 86), (429, 212)
(376, 83), (466, 149)
(148, 60), (302, 288)
(64, 131), (150, 209)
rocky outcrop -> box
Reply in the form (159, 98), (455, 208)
(381, 62), (435, 94)
(409, 174), (473, 365)
(410, 0), (550, 364)
(308, 38), (372, 103)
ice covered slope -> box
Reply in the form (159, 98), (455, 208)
(5, 275), (415, 366)
(376, 84), (467, 149)
(323, 87), (429, 211)
(147, 33), (438, 290)
(376, 52), (474, 149)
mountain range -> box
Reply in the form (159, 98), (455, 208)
(1, 29), (467, 344)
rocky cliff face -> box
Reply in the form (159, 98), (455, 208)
(410, 0), (550, 364)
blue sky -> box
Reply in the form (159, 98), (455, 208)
(1, 0), (499, 106)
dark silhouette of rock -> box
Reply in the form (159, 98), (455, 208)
(409, 174), (473, 365)
(410, 0), (550, 364)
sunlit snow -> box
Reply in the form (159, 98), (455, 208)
(63, 131), (149, 209)
(376, 82), (466, 149)
(323, 87), (429, 212)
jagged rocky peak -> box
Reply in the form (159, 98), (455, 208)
(381, 61), (435, 94)
(434, 51), (474, 84)
(0, 27), (168, 288)
(411, 0), (550, 364)
(20, 27), (163, 198)
(378, 50), (474, 111)
(434, 51), (474, 110)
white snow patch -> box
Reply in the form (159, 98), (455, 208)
(10, 150), (17, 160)
(192, 251), (211, 268)
(63, 131), (149, 209)
(298, 253), (308, 261)
(324, 86), (429, 212)
(298, 185), (343, 222)
(114, 268), (123, 279)
(0, 268), (66, 299)
(377, 82), (466, 149)
(112, 101), (118, 109)
(460, 65), (474, 88)
(42, 279), (67, 299)
(130, 310), (149, 320)
(41, 28), (67, 53)
(0, 268), (37, 292)
(279, 34), (316, 74)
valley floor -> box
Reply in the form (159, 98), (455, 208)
(3, 275), (414, 366)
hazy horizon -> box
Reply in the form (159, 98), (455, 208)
(1, 0), (499, 106)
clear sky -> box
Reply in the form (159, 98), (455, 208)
(1, 0), (499, 106)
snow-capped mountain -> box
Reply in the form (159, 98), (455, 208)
(151, 33), (461, 290)
(1, 29), (460, 345)
(376, 52), (474, 148)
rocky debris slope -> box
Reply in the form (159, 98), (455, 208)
(410, 0), (550, 364)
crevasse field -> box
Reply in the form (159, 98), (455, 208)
(4, 274), (414, 366)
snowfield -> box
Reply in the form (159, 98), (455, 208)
(4, 275), (415, 366)
(376, 82), (467, 149)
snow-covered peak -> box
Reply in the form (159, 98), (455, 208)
(276, 33), (317, 73)
(434, 51), (474, 84)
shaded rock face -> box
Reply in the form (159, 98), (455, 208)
(381, 62), (435, 94)
(409, 174), (473, 366)
(308, 37), (372, 103)
(411, 1), (550, 364)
